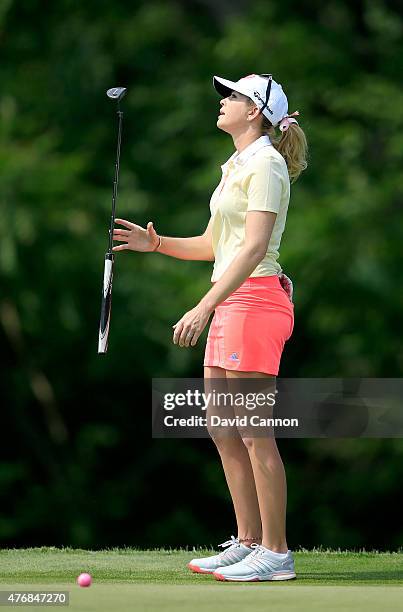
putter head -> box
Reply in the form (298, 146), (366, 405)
(107, 87), (127, 101)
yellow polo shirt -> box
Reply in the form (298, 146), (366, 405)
(209, 135), (290, 282)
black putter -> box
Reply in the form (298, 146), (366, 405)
(98, 86), (127, 354)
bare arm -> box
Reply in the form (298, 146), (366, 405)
(112, 217), (214, 261)
(157, 217), (214, 261)
(172, 210), (277, 347)
(198, 210), (277, 311)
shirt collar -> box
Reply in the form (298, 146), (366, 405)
(221, 135), (272, 172)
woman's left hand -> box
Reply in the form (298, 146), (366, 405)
(172, 304), (213, 347)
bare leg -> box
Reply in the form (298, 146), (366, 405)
(226, 370), (288, 553)
(204, 366), (261, 544)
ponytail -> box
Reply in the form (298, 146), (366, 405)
(247, 96), (309, 183)
(262, 116), (308, 184)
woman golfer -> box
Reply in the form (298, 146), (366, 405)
(113, 73), (308, 582)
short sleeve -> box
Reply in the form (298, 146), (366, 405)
(246, 156), (284, 213)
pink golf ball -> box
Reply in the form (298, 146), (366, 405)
(77, 572), (92, 587)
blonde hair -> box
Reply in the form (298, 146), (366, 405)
(247, 99), (308, 184)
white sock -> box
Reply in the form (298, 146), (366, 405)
(262, 546), (288, 557)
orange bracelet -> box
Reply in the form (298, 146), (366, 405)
(152, 235), (162, 252)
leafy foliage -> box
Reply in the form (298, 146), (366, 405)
(1, 0), (402, 549)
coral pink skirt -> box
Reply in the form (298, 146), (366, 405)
(203, 275), (294, 376)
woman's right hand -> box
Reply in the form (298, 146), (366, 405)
(112, 218), (160, 253)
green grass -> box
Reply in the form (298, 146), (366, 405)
(0, 547), (402, 611)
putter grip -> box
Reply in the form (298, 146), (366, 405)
(98, 253), (114, 354)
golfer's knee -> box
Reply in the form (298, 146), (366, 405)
(241, 435), (275, 454)
(208, 430), (242, 452)
(241, 436), (256, 451)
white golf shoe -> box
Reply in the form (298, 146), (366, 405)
(188, 536), (252, 574)
(213, 544), (296, 582)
